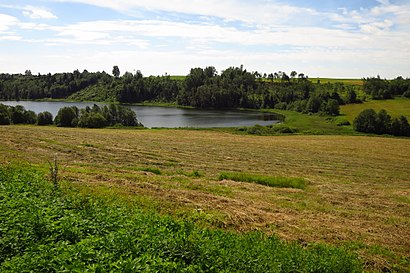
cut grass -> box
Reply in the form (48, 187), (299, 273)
(0, 126), (409, 271)
(219, 172), (307, 189)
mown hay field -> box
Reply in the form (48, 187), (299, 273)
(0, 125), (409, 270)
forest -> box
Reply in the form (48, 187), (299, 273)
(1, 67), (410, 111)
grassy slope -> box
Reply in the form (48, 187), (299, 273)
(0, 126), (409, 271)
(340, 98), (410, 122)
(264, 109), (355, 135)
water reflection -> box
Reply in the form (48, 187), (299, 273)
(1, 101), (281, 128)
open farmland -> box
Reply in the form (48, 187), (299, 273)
(0, 126), (409, 270)
(340, 98), (410, 122)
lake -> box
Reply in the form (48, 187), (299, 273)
(0, 101), (281, 128)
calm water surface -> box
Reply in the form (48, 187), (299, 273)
(1, 101), (280, 128)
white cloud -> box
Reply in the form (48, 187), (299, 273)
(0, 35), (22, 41)
(1, 0), (409, 78)
(22, 5), (57, 19)
(53, 0), (319, 25)
(0, 13), (18, 32)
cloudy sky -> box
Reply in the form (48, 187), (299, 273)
(1, 0), (409, 78)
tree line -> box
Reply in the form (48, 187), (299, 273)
(0, 103), (142, 128)
(0, 66), (369, 116)
(363, 76), (410, 100)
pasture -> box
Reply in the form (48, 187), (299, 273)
(341, 98), (410, 122)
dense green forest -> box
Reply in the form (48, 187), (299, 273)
(3, 66), (409, 114)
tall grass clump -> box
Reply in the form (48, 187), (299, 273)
(0, 165), (360, 272)
(219, 172), (307, 189)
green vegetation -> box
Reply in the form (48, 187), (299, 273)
(310, 78), (363, 86)
(353, 109), (410, 136)
(363, 76), (410, 99)
(0, 66), (368, 115)
(36, 111), (53, 126)
(0, 103), (142, 129)
(267, 109), (355, 135)
(140, 167), (162, 175)
(219, 172), (307, 189)
(1, 126), (409, 271)
(341, 97), (410, 122)
(0, 165), (361, 272)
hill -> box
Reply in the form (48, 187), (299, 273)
(340, 98), (410, 122)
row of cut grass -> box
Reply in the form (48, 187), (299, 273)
(219, 171), (307, 189)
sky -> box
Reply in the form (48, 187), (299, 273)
(0, 0), (409, 78)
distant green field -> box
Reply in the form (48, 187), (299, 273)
(341, 98), (410, 122)
(169, 75), (186, 81)
(170, 76), (363, 86)
(309, 78), (363, 86)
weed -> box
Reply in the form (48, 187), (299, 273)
(48, 155), (58, 190)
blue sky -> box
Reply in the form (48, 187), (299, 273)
(0, 0), (409, 78)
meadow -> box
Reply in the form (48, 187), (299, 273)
(340, 97), (410, 122)
(0, 125), (409, 271)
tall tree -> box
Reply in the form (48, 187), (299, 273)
(112, 66), (120, 78)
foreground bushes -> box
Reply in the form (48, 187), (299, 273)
(0, 165), (362, 272)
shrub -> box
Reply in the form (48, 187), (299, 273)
(37, 111), (53, 125)
(325, 99), (340, 116)
(55, 106), (79, 127)
(274, 102), (287, 110)
(353, 109), (378, 134)
(77, 112), (107, 128)
(0, 104), (11, 125)
(9, 105), (36, 124)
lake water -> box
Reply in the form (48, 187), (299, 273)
(0, 101), (281, 128)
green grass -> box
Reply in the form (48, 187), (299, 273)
(309, 78), (363, 86)
(0, 165), (361, 272)
(219, 172), (307, 189)
(340, 98), (410, 122)
(263, 109), (356, 135)
(168, 75), (186, 81)
(140, 167), (162, 175)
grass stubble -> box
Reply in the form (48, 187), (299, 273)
(0, 125), (409, 271)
